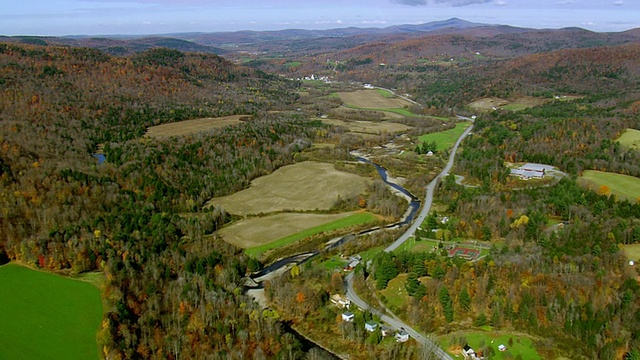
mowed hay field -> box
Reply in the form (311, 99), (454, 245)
(207, 161), (370, 215)
(220, 212), (377, 253)
(616, 128), (640, 149)
(338, 90), (412, 109)
(579, 170), (640, 201)
(321, 118), (412, 135)
(145, 115), (246, 137)
(0, 263), (103, 360)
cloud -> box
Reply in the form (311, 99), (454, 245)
(435, 0), (492, 5)
(494, 0), (508, 5)
(393, 0), (492, 5)
(613, 0), (623, 5)
(392, 0), (427, 5)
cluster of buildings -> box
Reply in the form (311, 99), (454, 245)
(333, 294), (410, 342)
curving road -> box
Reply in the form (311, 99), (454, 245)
(345, 119), (474, 360)
(385, 122), (474, 252)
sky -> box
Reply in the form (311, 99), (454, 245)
(1, 0), (638, 36)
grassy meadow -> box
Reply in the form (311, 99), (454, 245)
(418, 122), (472, 152)
(616, 128), (640, 149)
(579, 170), (640, 202)
(145, 115), (245, 137)
(441, 332), (543, 360)
(623, 243), (640, 262)
(0, 263), (103, 360)
(245, 211), (378, 258)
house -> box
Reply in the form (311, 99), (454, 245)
(498, 344), (507, 352)
(462, 344), (478, 359)
(341, 311), (355, 322)
(380, 325), (393, 337)
(395, 329), (409, 342)
(365, 321), (378, 332)
(330, 294), (351, 309)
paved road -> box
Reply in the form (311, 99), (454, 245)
(385, 122), (474, 252)
(344, 120), (473, 360)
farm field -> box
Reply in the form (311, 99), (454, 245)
(418, 122), (472, 152)
(616, 128), (640, 150)
(579, 170), (640, 201)
(441, 332), (543, 360)
(244, 212), (378, 258)
(220, 211), (368, 249)
(0, 263), (103, 360)
(623, 243), (640, 262)
(337, 90), (413, 109)
(321, 118), (412, 135)
(467, 97), (510, 112)
(206, 161), (370, 215)
(145, 115), (246, 137)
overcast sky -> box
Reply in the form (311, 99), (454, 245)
(1, 0), (638, 36)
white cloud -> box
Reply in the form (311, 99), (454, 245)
(613, 0), (624, 5)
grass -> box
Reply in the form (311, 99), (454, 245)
(245, 212), (378, 258)
(320, 256), (348, 270)
(441, 332), (543, 360)
(623, 243), (640, 261)
(376, 88), (395, 98)
(0, 263), (103, 360)
(580, 170), (640, 202)
(501, 103), (530, 111)
(207, 161), (370, 215)
(616, 128), (640, 150)
(379, 273), (409, 310)
(145, 115), (245, 137)
(284, 61), (301, 67)
(418, 122), (472, 152)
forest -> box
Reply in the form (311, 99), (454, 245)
(0, 43), (331, 359)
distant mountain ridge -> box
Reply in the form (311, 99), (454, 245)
(1, 18), (638, 57)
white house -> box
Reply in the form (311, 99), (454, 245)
(395, 329), (409, 342)
(365, 321), (378, 332)
(341, 311), (355, 322)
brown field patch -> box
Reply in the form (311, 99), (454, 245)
(219, 212), (359, 248)
(145, 115), (246, 137)
(338, 90), (412, 109)
(321, 118), (412, 135)
(467, 97), (510, 112)
(206, 161), (370, 215)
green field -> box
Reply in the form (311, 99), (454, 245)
(441, 332), (543, 360)
(418, 122), (472, 152)
(245, 212), (378, 258)
(616, 128), (640, 149)
(379, 273), (409, 310)
(0, 263), (103, 360)
(623, 243), (640, 261)
(580, 170), (640, 201)
(375, 88), (395, 98)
